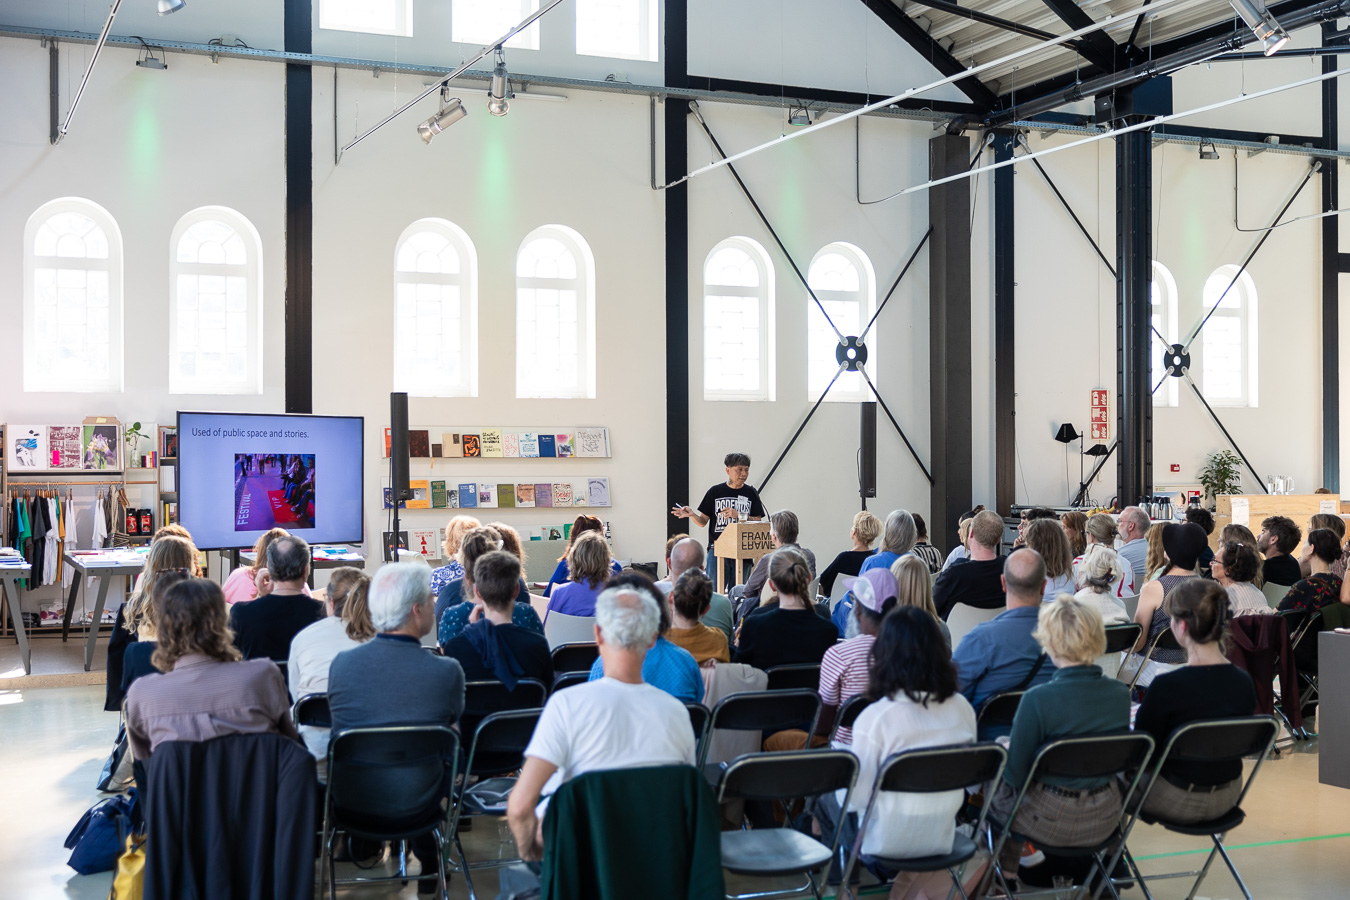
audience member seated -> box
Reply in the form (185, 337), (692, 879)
(1129, 523), (1204, 689)
(125, 577), (298, 761)
(735, 548), (838, 670)
(942, 506), (985, 570)
(1185, 507), (1217, 574)
(229, 535), (324, 662)
(110, 535), (200, 710)
(546, 532), (614, 620)
(438, 527), (541, 647)
(1279, 528), (1344, 614)
(657, 538), (734, 641)
(1023, 518), (1074, 602)
(1132, 580), (1256, 825)
(988, 595), (1130, 882)
(328, 561), (466, 888)
(1060, 511), (1088, 558)
(588, 573), (703, 702)
(810, 606), (977, 888)
(1116, 507), (1152, 590)
(222, 528), (299, 606)
(287, 567), (375, 774)
(859, 509), (916, 576)
(934, 510), (1007, 618)
(1220, 523), (1263, 584)
(819, 569), (897, 746)
(443, 550), (553, 688)
(818, 510), (882, 594)
(909, 513), (944, 574)
(1258, 515), (1304, 587)
(951, 549), (1054, 736)
(892, 554), (952, 647)
(1144, 522), (1169, 583)
(1013, 507), (1058, 550)
(1212, 540), (1271, 616)
(429, 514), (481, 596)
(542, 515), (619, 598)
(741, 509), (819, 605)
(664, 569), (730, 665)
(654, 533), (689, 594)
(1072, 546), (1130, 625)
(507, 586), (697, 862)
(1301, 513), (1347, 580)
(121, 570), (195, 697)
(1075, 514), (1137, 601)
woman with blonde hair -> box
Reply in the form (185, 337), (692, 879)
(1023, 518), (1075, 601)
(1144, 522), (1169, 583)
(1060, 511), (1088, 557)
(543, 515), (620, 597)
(1073, 545), (1130, 625)
(1072, 514), (1137, 600)
(891, 554), (951, 647)
(429, 514), (481, 595)
(437, 526), (542, 647)
(819, 510), (883, 596)
(545, 531), (614, 620)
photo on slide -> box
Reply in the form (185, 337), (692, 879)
(233, 453), (316, 532)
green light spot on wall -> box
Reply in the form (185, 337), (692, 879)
(477, 120), (512, 238)
(128, 77), (161, 191)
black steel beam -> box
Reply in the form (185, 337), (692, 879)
(930, 133), (974, 553)
(1028, 154), (1116, 277)
(1340, 251), (1350, 272)
(1322, 23), (1341, 492)
(994, 133), (1016, 516)
(1116, 124), (1153, 507)
(284, 0), (313, 414)
(1036, 0), (1119, 71)
(685, 75), (983, 117)
(858, 0), (999, 109)
(905, 0), (1061, 43)
(665, 0), (690, 537)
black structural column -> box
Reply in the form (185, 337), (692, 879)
(993, 132), (1016, 516)
(664, 0), (690, 536)
(1116, 124), (1153, 506)
(1321, 23), (1341, 493)
(930, 134), (973, 553)
(284, 0), (313, 414)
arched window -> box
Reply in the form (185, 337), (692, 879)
(807, 243), (876, 402)
(169, 207), (263, 395)
(394, 219), (478, 398)
(1200, 265), (1258, 407)
(23, 198), (123, 392)
(576, 0), (658, 61)
(703, 237), (775, 401)
(1150, 261), (1179, 407)
(516, 225), (595, 399)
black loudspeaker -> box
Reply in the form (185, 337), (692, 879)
(390, 392), (411, 502)
(859, 402), (877, 501)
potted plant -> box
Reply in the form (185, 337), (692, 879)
(1197, 449), (1243, 510)
(123, 422), (144, 468)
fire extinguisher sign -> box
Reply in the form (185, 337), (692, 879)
(1090, 390), (1110, 441)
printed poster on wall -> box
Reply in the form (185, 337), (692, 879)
(49, 426), (83, 468)
(10, 426), (47, 469)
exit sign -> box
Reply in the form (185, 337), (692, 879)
(1090, 390), (1110, 441)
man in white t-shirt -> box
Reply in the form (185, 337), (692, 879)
(507, 585), (696, 862)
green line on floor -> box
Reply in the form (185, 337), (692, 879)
(1134, 831), (1350, 860)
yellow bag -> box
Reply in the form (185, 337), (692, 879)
(108, 832), (145, 900)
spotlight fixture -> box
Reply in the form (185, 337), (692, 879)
(157, 0), (186, 15)
(788, 104), (812, 127)
(1199, 141), (1219, 160)
(418, 90), (467, 144)
(487, 47), (512, 117)
(1230, 0), (1290, 56)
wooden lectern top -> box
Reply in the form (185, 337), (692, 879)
(713, 522), (774, 593)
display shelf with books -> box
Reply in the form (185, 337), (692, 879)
(385, 426), (612, 460)
(381, 476), (611, 510)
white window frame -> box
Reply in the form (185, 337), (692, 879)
(23, 197), (124, 393)
(807, 242), (876, 403)
(168, 207), (264, 395)
(393, 218), (479, 398)
(575, 0), (659, 62)
(703, 236), (776, 402)
(515, 224), (596, 399)
(319, 0), (414, 37)
(1151, 260), (1179, 408)
(1200, 264), (1258, 408)
(453, 0), (540, 50)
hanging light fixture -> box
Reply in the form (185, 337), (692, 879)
(1230, 0), (1290, 56)
(487, 46), (512, 117)
(787, 104), (812, 127)
(418, 89), (467, 144)
(1199, 141), (1219, 160)
(157, 0), (186, 15)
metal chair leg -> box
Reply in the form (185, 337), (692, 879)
(1121, 848), (1157, 900)
(1212, 837), (1254, 900)
(454, 831), (479, 900)
(1182, 840), (1224, 900)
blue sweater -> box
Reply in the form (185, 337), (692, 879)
(328, 634), (466, 736)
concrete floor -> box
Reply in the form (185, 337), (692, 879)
(4, 684), (1347, 899)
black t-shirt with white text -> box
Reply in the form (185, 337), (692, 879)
(697, 482), (767, 549)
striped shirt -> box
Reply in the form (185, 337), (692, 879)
(912, 542), (943, 574)
(818, 634), (875, 745)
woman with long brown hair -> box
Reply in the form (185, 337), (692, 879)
(1060, 511), (1088, 558)
(124, 577), (298, 760)
(542, 515), (618, 598)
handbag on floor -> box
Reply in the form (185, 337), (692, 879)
(109, 831), (146, 900)
(97, 720), (135, 793)
(65, 789), (137, 875)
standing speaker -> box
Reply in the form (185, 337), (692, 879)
(859, 402), (877, 500)
(390, 392), (411, 502)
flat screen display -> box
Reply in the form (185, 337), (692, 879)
(177, 411), (364, 550)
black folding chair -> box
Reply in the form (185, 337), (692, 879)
(459, 679), (547, 742)
(1280, 607), (1323, 719)
(685, 701), (711, 760)
(699, 689), (822, 776)
(766, 663), (822, 692)
(976, 690), (1025, 738)
(1125, 627), (1182, 692)
(320, 725), (460, 900)
(841, 743), (1008, 900)
(717, 750), (859, 900)
(1103, 622), (1143, 655)
(1110, 717), (1279, 900)
(987, 732), (1155, 900)
(447, 709), (543, 900)
(549, 641), (599, 674)
(550, 671), (590, 693)
(828, 693), (875, 744)
(292, 692), (331, 728)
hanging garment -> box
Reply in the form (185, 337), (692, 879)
(54, 492), (65, 584)
(92, 497), (108, 549)
(44, 496), (60, 585)
(29, 496), (48, 589)
(62, 492), (79, 590)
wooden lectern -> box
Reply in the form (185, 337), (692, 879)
(712, 522), (774, 593)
